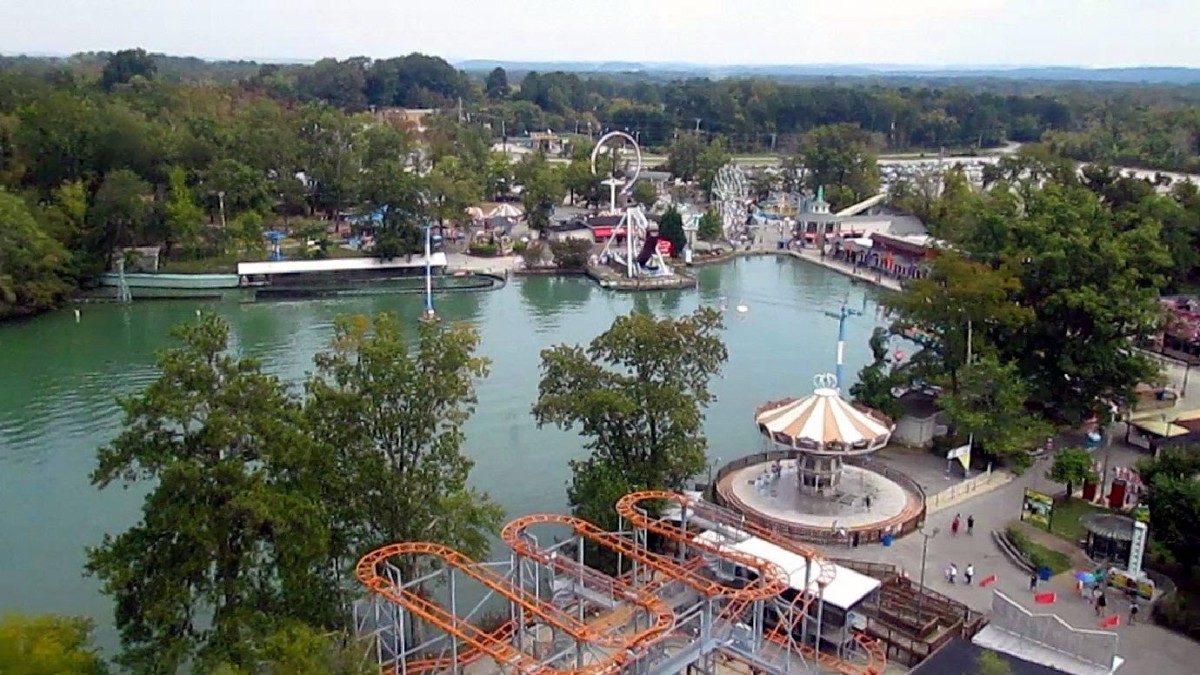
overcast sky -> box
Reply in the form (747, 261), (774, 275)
(2, 0), (1197, 67)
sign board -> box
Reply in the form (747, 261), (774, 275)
(1128, 520), (1148, 578)
(947, 443), (971, 471)
(1132, 504), (1150, 523)
(1020, 488), (1054, 528)
(656, 239), (673, 256)
(1107, 567), (1155, 600)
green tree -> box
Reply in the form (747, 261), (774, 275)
(426, 155), (483, 226)
(887, 251), (1030, 393)
(697, 209), (723, 242)
(516, 154), (565, 233)
(484, 67), (509, 100)
(1046, 447), (1097, 500)
(163, 165), (204, 256)
(0, 189), (71, 319)
(849, 327), (904, 420)
(87, 169), (152, 262)
(362, 159), (424, 260)
(696, 138), (732, 196)
(665, 133), (705, 183)
(0, 614), (108, 675)
(86, 314), (337, 673)
(532, 309), (728, 565)
(209, 625), (372, 675)
(999, 181), (1171, 419)
(229, 211), (266, 255)
(1137, 448), (1200, 572)
(101, 48), (157, 91)
(306, 314), (503, 590)
(797, 123), (881, 212)
(549, 238), (592, 270)
(937, 355), (1051, 468)
(632, 180), (658, 209)
(658, 207), (687, 258)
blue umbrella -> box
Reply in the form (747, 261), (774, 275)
(1074, 571), (1095, 583)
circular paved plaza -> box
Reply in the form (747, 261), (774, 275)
(718, 457), (925, 536)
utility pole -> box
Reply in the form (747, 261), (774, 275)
(824, 300), (863, 391)
(916, 527), (940, 622)
(457, 96), (463, 123)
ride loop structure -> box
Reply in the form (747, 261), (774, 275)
(354, 490), (887, 675)
(589, 131), (672, 280)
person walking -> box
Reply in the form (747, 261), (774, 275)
(1029, 572), (1038, 592)
(949, 563), (958, 584)
(1096, 590), (1108, 617)
(951, 514), (961, 537)
(967, 515), (975, 535)
(965, 564), (974, 585)
(1129, 600), (1139, 625)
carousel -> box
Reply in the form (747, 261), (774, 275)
(754, 373), (894, 492)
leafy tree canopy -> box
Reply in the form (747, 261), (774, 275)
(532, 308), (728, 544)
(0, 614), (108, 675)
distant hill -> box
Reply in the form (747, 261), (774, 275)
(455, 60), (1200, 84)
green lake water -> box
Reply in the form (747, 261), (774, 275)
(0, 256), (886, 650)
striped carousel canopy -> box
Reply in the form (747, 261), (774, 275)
(755, 375), (893, 455)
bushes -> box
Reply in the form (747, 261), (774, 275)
(468, 242), (498, 257)
(549, 239), (592, 270)
(520, 241), (548, 268)
(1005, 525), (1072, 575)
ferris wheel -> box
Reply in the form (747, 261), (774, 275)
(590, 131), (643, 209)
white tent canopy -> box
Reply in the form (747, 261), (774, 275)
(487, 204), (524, 219)
(755, 388), (893, 453)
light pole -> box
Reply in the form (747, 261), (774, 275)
(706, 456), (722, 496)
(217, 190), (227, 230)
(824, 300), (863, 391)
(916, 526), (940, 622)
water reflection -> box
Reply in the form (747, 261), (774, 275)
(518, 275), (594, 322)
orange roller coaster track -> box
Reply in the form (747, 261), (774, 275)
(359, 541), (628, 649)
(397, 545), (709, 675)
(357, 538), (677, 675)
(502, 513), (791, 603)
(616, 491), (839, 589)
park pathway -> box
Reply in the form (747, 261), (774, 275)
(836, 459), (1200, 674)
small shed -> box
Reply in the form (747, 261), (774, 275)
(1080, 514), (1136, 566)
(892, 390), (944, 448)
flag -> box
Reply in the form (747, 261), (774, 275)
(979, 575), (997, 587)
(1099, 615), (1120, 628)
(1035, 592), (1057, 604)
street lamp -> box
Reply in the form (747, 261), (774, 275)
(916, 526), (940, 621)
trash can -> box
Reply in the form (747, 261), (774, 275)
(1039, 566), (1052, 581)
(882, 533), (894, 547)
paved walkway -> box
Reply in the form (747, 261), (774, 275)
(833, 454), (1200, 674)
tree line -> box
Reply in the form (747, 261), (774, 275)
(6, 48), (1200, 163)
